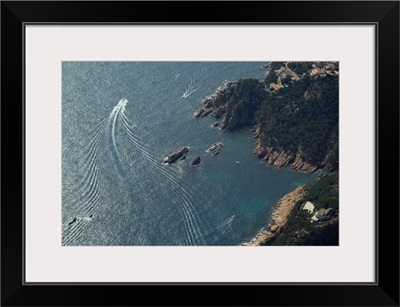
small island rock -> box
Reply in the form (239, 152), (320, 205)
(207, 143), (223, 155)
(163, 147), (189, 164)
(192, 156), (201, 166)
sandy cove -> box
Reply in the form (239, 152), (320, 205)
(243, 185), (306, 246)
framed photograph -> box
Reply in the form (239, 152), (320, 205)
(2, 1), (399, 306)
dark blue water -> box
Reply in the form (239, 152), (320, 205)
(62, 62), (319, 246)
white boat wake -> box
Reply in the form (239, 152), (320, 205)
(181, 64), (211, 100)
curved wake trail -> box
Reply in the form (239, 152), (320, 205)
(107, 98), (139, 204)
(118, 116), (194, 245)
(63, 116), (108, 245)
(181, 65), (211, 99)
(63, 219), (92, 245)
(109, 99), (126, 168)
(64, 99), (140, 246)
(123, 130), (199, 245)
(64, 97), (207, 246)
(66, 116), (106, 208)
(119, 112), (206, 245)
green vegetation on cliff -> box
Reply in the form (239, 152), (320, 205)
(256, 74), (339, 169)
(221, 78), (267, 129)
(270, 172), (339, 246)
(198, 61), (339, 172)
(196, 62), (340, 245)
(263, 62), (286, 85)
(304, 172), (339, 211)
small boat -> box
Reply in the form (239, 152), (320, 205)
(236, 161), (240, 164)
(68, 217), (77, 226)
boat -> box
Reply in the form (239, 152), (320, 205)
(68, 217), (77, 226)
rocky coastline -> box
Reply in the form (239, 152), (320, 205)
(243, 185), (306, 246)
(251, 124), (317, 173)
(191, 62), (339, 245)
(193, 81), (237, 125)
(243, 171), (339, 246)
(195, 81), (319, 173)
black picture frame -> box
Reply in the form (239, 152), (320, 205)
(1, 1), (399, 306)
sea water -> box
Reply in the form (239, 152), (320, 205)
(62, 62), (319, 246)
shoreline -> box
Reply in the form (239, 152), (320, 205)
(242, 185), (306, 246)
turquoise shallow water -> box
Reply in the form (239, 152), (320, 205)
(62, 62), (319, 246)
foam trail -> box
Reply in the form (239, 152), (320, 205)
(119, 116), (197, 224)
(119, 113), (205, 245)
(108, 98), (137, 193)
(63, 111), (113, 245)
(63, 219), (91, 245)
(181, 65), (210, 99)
(110, 99), (126, 163)
(121, 127), (198, 244)
(66, 117), (106, 207)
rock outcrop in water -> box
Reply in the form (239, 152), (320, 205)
(192, 156), (201, 166)
(198, 79), (262, 131)
(194, 107), (212, 118)
(207, 143), (223, 156)
(163, 146), (189, 164)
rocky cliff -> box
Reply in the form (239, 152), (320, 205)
(194, 62), (339, 173)
(252, 126), (317, 173)
(163, 146), (189, 164)
(198, 79), (265, 130)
